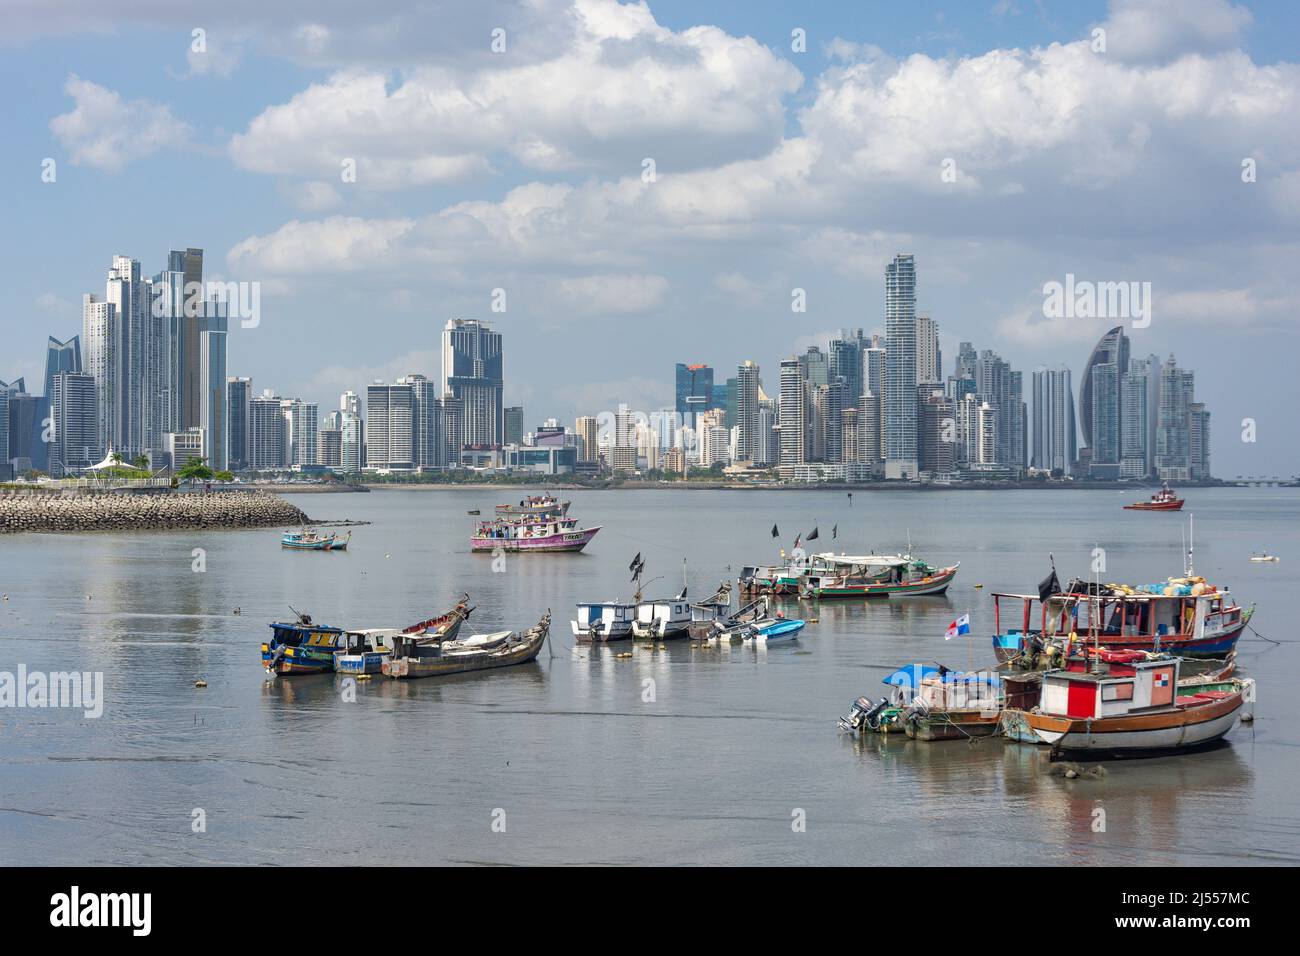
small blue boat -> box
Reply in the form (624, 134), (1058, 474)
(282, 528), (351, 551)
(746, 617), (806, 643)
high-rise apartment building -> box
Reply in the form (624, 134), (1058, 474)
(884, 254), (918, 478)
(735, 360), (761, 463)
(365, 381), (415, 470)
(1031, 366), (1076, 474)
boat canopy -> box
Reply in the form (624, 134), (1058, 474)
(882, 664), (1001, 687)
(815, 553), (913, 568)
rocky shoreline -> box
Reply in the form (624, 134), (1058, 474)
(0, 489), (309, 534)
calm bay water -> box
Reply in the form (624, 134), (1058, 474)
(1, 486), (1297, 866)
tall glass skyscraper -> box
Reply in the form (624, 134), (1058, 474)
(1080, 326), (1130, 477)
(442, 319), (503, 449)
(884, 254), (918, 478)
(674, 363), (714, 430)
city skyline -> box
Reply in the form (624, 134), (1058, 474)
(3, 0), (1299, 475)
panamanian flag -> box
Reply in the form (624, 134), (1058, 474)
(945, 613), (971, 640)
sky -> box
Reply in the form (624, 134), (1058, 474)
(2, 0), (1298, 476)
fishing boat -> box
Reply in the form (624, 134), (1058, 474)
(737, 562), (806, 596)
(1124, 482), (1184, 511)
(992, 575), (1251, 663)
(572, 600), (636, 642)
(281, 528), (351, 551)
(333, 628), (400, 675)
(1250, 551), (1280, 563)
(800, 554), (959, 598)
(838, 663), (1000, 739)
(494, 495), (570, 518)
(999, 653), (1254, 755)
(632, 591), (692, 640)
(687, 582), (735, 639)
(741, 616), (806, 644)
(470, 514), (600, 553)
(382, 611), (551, 679)
(262, 610), (346, 675)
(705, 597), (772, 641)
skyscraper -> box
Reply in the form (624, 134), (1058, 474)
(49, 372), (97, 476)
(778, 356), (806, 472)
(735, 360), (760, 463)
(248, 393), (287, 470)
(575, 415), (599, 465)
(178, 248), (204, 430)
(674, 363), (714, 429)
(1080, 326), (1130, 476)
(366, 381), (415, 470)
(884, 254), (918, 478)
(1156, 355), (1196, 480)
(442, 319), (503, 449)
(227, 377), (251, 471)
(280, 399), (319, 468)
(1031, 366), (1076, 474)
(200, 304), (228, 470)
(504, 406), (524, 446)
(44, 336), (81, 399)
(915, 313), (941, 385)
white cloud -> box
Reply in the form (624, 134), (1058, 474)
(228, 0), (802, 188)
(49, 75), (192, 172)
(1098, 0), (1252, 63)
(227, 216), (417, 274)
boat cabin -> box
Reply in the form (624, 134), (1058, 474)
(574, 601), (635, 633)
(1039, 654), (1179, 719)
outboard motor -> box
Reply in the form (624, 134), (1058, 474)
(838, 696), (889, 733)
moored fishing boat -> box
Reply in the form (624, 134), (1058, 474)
(632, 592), (692, 640)
(262, 610), (346, 675)
(281, 528), (351, 551)
(333, 628), (399, 675)
(470, 514), (600, 553)
(991, 576), (1251, 663)
(801, 555), (959, 598)
(839, 664), (1000, 739)
(572, 600), (636, 642)
(382, 611), (551, 679)
(494, 495), (570, 518)
(687, 582), (734, 638)
(1123, 481), (1184, 511)
(999, 654), (1254, 755)
(742, 616), (805, 643)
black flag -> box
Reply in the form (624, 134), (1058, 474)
(771, 524), (779, 538)
(807, 527), (820, 541)
(629, 552), (642, 574)
(1038, 568), (1061, 602)
(832, 525), (838, 539)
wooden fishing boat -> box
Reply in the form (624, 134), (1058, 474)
(631, 593), (692, 639)
(839, 664), (1000, 739)
(471, 515), (600, 553)
(281, 528), (351, 551)
(572, 600), (636, 642)
(705, 596), (771, 641)
(1000, 655), (1254, 755)
(333, 628), (399, 675)
(801, 556), (959, 598)
(1123, 482), (1184, 511)
(262, 611), (346, 675)
(686, 582), (734, 638)
(906, 709), (1001, 741)
(992, 578), (1251, 663)
(382, 611), (550, 679)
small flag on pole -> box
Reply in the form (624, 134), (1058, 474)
(793, 534), (801, 550)
(832, 524), (838, 539)
(771, 524), (779, 538)
(944, 613), (971, 640)
(807, 527), (819, 541)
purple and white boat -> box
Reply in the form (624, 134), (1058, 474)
(471, 514), (601, 553)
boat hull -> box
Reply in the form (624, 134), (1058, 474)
(631, 621), (691, 640)
(572, 621), (633, 642)
(334, 651), (389, 675)
(383, 623), (547, 679)
(906, 710), (1000, 741)
(1005, 692), (1243, 754)
(471, 526), (600, 553)
(994, 619), (1247, 663)
(804, 566), (958, 599)
(1123, 500), (1184, 511)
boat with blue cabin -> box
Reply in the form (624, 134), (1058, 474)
(281, 528), (351, 551)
